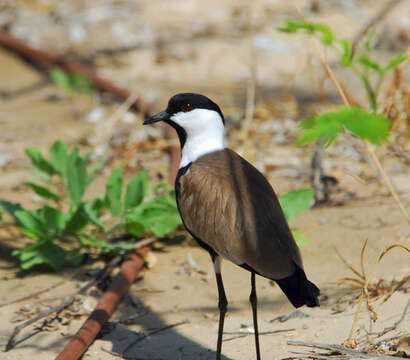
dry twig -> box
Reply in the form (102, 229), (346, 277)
(287, 340), (403, 359)
(365, 299), (409, 339)
(351, 0), (405, 54)
(122, 319), (189, 356)
(5, 296), (75, 351)
(223, 328), (295, 342)
(347, 244), (410, 344)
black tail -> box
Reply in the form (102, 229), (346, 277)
(275, 265), (320, 308)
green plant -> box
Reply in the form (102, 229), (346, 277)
(296, 107), (390, 147)
(0, 141), (181, 271)
(279, 188), (314, 246)
(277, 19), (407, 146)
(278, 19), (407, 112)
(50, 69), (94, 94)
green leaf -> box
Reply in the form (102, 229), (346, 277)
(87, 158), (105, 187)
(105, 168), (123, 217)
(49, 141), (68, 177)
(26, 182), (60, 201)
(12, 240), (66, 271)
(343, 109), (390, 145)
(277, 19), (301, 33)
(358, 55), (382, 73)
(124, 170), (150, 209)
(50, 69), (71, 91)
(126, 195), (181, 237)
(0, 200), (24, 223)
(38, 206), (65, 232)
(67, 148), (87, 208)
(297, 107), (390, 146)
(382, 53), (407, 73)
(67, 251), (85, 267)
(314, 23), (333, 45)
(277, 19), (333, 45)
(84, 197), (106, 229)
(296, 113), (344, 147)
(14, 210), (45, 238)
(279, 188), (313, 222)
(124, 219), (146, 236)
(292, 229), (309, 247)
(70, 73), (94, 94)
(339, 38), (353, 67)
(25, 147), (56, 175)
(29, 167), (51, 182)
(64, 205), (90, 234)
(51, 70), (94, 94)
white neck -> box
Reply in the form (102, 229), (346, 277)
(180, 128), (225, 168)
(170, 108), (225, 168)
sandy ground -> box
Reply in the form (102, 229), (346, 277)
(0, 0), (409, 359)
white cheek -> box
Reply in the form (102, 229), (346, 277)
(171, 109), (222, 135)
(171, 111), (199, 130)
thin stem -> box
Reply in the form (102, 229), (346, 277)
(361, 74), (377, 112)
(373, 72), (385, 104)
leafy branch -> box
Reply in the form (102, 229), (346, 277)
(278, 17), (410, 221)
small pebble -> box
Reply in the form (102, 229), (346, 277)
(122, 111), (137, 124)
(86, 107), (105, 123)
(0, 152), (13, 167)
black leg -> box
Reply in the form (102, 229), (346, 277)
(212, 255), (227, 360)
(250, 271), (261, 360)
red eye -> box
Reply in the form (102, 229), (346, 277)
(182, 103), (194, 112)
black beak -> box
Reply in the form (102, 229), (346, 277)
(143, 111), (170, 125)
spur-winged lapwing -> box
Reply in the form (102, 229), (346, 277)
(144, 93), (319, 360)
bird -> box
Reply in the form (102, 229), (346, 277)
(143, 93), (319, 360)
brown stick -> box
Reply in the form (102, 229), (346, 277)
(55, 246), (150, 360)
(0, 32), (155, 115)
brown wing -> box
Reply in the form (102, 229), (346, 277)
(177, 148), (303, 280)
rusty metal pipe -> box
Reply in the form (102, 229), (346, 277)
(56, 246), (150, 360)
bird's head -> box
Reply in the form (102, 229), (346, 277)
(143, 93), (225, 148)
